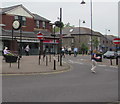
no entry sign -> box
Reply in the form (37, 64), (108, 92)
(37, 32), (43, 40)
(113, 38), (120, 44)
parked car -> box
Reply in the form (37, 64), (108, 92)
(103, 51), (117, 59)
(117, 51), (120, 58)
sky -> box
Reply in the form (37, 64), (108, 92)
(0, 0), (119, 36)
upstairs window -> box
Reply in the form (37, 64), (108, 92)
(22, 16), (26, 26)
(36, 20), (40, 28)
(42, 21), (46, 29)
(14, 15), (26, 26)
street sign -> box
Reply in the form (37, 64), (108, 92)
(113, 38), (120, 44)
(37, 32), (43, 40)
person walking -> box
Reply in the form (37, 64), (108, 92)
(68, 47), (72, 56)
(25, 45), (30, 56)
(74, 47), (78, 57)
(91, 50), (100, 73)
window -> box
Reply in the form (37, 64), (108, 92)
(14, 15), (19, 20)
(22, 16), (26, 26)
(36, 20), (40, 28)
(42, 21), (46, 29)
(14, 15), (26, 26)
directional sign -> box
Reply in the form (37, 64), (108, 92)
(37, 32), (43, 40)
(113, 38), (120, 44)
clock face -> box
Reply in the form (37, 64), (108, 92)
(12, 20), (21, 30)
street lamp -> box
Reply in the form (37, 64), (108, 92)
(79, 19), (85, 42)
(51, 25), (56, 56)
(105, 29), (110, 51)
(81, 0), (93, 59)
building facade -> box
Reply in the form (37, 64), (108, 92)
(0, 4), (60, 55)
(56, 27), (116, 53)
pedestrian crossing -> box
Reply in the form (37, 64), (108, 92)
(65, 59), (118, 69)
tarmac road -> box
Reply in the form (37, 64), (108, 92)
(2, 55), (118, 102)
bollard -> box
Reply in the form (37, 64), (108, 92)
(53, 60), (56, 70)
(116, 57), (118, 65)
(9, 62), (11, 68)
(46, 56), (48, 66)
(43, 55), (45, 62)
(18, 57), (20, 69)
(58, 55), (59, 62)
(49, 54), (51, 62)
(38, 56), (41, 65)
(110, 58), (112, 65)
(60, 54), (62, 66)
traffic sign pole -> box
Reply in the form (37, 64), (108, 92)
(113, 38), (120, 66)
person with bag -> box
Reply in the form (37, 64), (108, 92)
(25, 45), (30, 56)
(91, 50), (100, 73)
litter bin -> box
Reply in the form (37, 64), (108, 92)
(96, 54), (102, 62)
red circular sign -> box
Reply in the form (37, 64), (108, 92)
(37, 32), (43, 39)
(113, 38), (120, 44)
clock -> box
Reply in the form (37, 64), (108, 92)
(12, 20), (21, 30)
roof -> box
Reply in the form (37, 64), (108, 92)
(33, 14), (50, 22)
(105, 35), (118, 41)
(56, 27), (103, 37)
(0, 4), (51, 22)
(0, 4), (34, 17)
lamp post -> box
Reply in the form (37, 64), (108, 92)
(51, 25), (56, 56)
(81, 0), (93, 59)
(79, 19), (85, 42)
(105, 29), (110, 51)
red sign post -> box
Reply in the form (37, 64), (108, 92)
(113, 38), (120, 44)
(113, 38), (120, 65)
(37, 32), (43, 40)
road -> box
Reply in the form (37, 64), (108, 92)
(2, 55), (118, 102)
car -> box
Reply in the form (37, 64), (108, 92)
(117, 51), (120, 58)
(103, 51), (117, 59)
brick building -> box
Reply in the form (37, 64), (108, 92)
(0, 4), (60, 55)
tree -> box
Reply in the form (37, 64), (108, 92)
(64, 22), (75, 27)
(81, 43), (88, 54)
(92, 37), (99, 50)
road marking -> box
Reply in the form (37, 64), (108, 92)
(98, 65), (107, 67)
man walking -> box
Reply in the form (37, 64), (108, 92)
(91, 50), (100, 73)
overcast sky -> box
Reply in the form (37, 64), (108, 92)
(1, 0), (119, 36)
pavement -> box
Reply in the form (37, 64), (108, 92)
(1, 55), (70, 75)
(1, 54), (119, 75)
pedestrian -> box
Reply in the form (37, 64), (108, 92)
(68, 47), (72, 55)
(25, 45), (30, 56)
(74, 47), (78, 57)
(61, 47), (65, 58)
(91, 50), (100, 73)
(3, 47), (10, 55)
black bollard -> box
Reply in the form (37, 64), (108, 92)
(18, 57), (20, 69)
(46, 56), (48, 66)
(110, 58), (112, 65)
(116, 57), (118, 65)
(58, 55), (59, 62)
(49, 54), (51, 62)
(9, 62), (11, 68)
(38, 56), (41, 65)
(54, 60), (56, 70)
